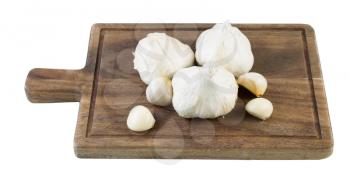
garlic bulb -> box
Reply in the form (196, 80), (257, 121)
(245, 98), (273, 120)
(127, 105), (155, 132)
(172, 66), (238, 118)
(195, 23), (254, 77)
(146, 77), (173, 106)
(133, 33), (195, 84)
(238, 72), (267, 96)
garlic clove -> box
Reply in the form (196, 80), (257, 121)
(245, 98), (273, 120)
(127, 105), (155, 132)
(237, 72), (267, 96)
(146, 77), (173, 106)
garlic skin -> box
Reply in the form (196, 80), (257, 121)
(245, 98), (273, 120)
(133, 33), (195, 84)
(238, 72), (267, 96)
(146, 77), (173, 106)
(127, 105), (155, 132)
(172, 66), (238, 118)
(195, 23), (254, 77)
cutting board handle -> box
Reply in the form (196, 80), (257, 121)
(25, 68), (83, 103)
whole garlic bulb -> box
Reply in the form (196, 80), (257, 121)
(133, 33), (195, 84)
(172, 66), (238, 118)
(127, 105), (155, 132)
(195, 23), (254, 77)
(146, 77), (173, 106)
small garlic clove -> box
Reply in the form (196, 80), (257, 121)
(146, 77), (173, 106)
(127, 105), (155, 132)
(237, 72), (267, 96)
(245, 98), (273, 120)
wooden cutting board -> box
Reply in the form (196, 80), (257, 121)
(25, 24), (333, 159)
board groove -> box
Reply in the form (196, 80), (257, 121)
(86, 27), (322, 139)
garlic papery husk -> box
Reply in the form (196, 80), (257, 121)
(146, 77), (173, 106)
(127, 105), (156, 132)
(245, 98), (273, 120)
(172, 66), (238, 118)
(237, 72), (267, 96)
(195, 23), (254, 77)
(133, 33), (195, 85)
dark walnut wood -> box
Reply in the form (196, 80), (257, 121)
(25, 24), (333, 159)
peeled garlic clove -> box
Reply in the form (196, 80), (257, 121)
(133, 33), (194, 84)
(237, 72), (267, 96)
(146, 77), (173, 106)
(172, 66), (238, 119)
(195, 22), (254, 77)
(127, 105), (155, 132)
(245, 98), (273, 120)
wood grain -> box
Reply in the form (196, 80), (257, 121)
(25, 24), (333, 159)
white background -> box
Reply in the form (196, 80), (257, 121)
(0, 0), (349, 182)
